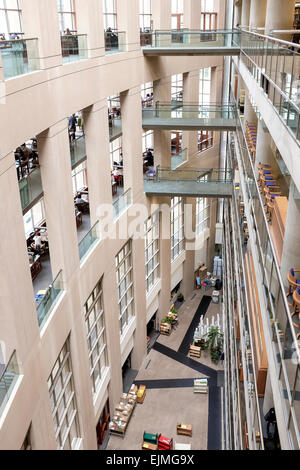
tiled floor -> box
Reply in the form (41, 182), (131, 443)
(107, 288), (224, 451)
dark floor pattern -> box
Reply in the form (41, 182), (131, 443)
(134, 378), (202, 389)
(207, 386), (222, 450)
(177, 295), (212, 356)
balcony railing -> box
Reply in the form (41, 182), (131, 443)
(37, 271), (64, 329)
(19, 167), (43, 213)
(144, 102), (236, 120)
(142, 29), (241, 49)
(79, 221), (100, 262)
(70, 135), (87, 168)
(113, 188), (132, 220)
(0, 38), (40, 79)
(105, 31), (126, 54)
(61, 34), (88, 63)
(0, 351), (20, 418)
(171, 148), (188, 170)
(156, 167), (233, 182)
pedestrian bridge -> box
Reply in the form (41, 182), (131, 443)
(142, 103), (237, 131)
(144, 167), (233, 198)
(142, 30), (241, 56)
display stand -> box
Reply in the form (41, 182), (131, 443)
(177, 423), (192, 437)
(109, 386), (137, 437)
(158, 435), (173, 450)
(194, 379), (208, 394)
(189, 345), (201, 358)
(160, 322), (171, 336)
(137, 385), (146, 404)
(142, 432), (159, 450)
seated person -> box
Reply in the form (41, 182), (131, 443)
(31, 231), (45, 253)
(144, 149), (154, 166)
(112, 168), (122, 183)
(75, 192), (89, 213)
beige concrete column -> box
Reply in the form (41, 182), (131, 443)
(152, 0), (171, 29)
(249, 0), (267, 29)
(75, 0), (105, 58)
(120, 87), (144, 200)
(211, 65), (223, 103)
(37, 120), (80, 282)
(182, 71), (199, 161)
(0, 52), (4, 82)
(102, 258), (123, 413)
(182, 198), (196, 299)
(183, 0), (201, 29)
(280, 183), (300, 287)
(265, 0), (295, 35)
(21, 0), (62, 69)
(83, 101), (112, 226)
(255, 118), (274, 174)
(153, 78), (172, 168)
(241, 0), (251, 27)
(117, 0), (140, 52)
(234, 1), (242, 27)
(157, 197), (172, 323)
(207, 199), (217, 272)
(244, 93), (257, 124)
(131, 238), (147, 370)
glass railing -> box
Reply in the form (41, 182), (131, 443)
(0, 38), (40, 79)
(113, 188), (132, 220)
(140, 31), (153, 47)
(0, 351), (20, 418)
(79, 221), (100, 262)
(104, 31), (126, 54)
(171, 148), (188, 170)
(143, 102), (236, 120)
(109, 117), (122, 141)
(61, 34), (88, 63)
(70, 135), (87, 168)
(37, 270), (64, 329)
(239, 29), (300, 143)
(234, 118), (300, 449)
(142, 29), (241, 48)
(19, 167), (43, 213)
(155, 167), (233, 182)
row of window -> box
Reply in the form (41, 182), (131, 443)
(0, 0), (216, 40)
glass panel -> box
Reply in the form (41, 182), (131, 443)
(37, 271), (64, 329)
(79, 221), (100, 262)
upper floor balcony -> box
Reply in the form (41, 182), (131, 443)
(0, 38), (40, 79)
(142, 29), (241, 56)
(104, 30), (127, 55)
(61, 34), (88, 64)
(0, 351), (20, 420)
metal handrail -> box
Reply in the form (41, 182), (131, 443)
(0, 350), (17, 382)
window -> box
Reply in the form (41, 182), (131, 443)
(110, 136), (122, 167)
(47, 340), (80, 450)
(116, 241), (135, 334)
(23, 199), (45, 237)
(57, 0), (76, 33)
(199, 68), (211, 106)
(72, 162), (87, 195)
(171, 74), (183, 102)
(102, 0), (117, 30)
(142, 131), (153, 153)
(139, 0), (152, 31)
(198, 130), (214, 152)
(171, 197), (185, 261)
(201, 12), (217, 30)
(0, 0), (22, 39)
(201, 0), (214, 12)
(171, 0), (183, 29)
(145, 212), (160, 293)
(196, 198), (210, 236)
(84, 279), (108, 395)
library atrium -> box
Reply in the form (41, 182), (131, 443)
(0, 0), (300, 451)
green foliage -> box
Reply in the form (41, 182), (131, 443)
(203, 326), (224, 364)
(177, 293), (184, 302)
(170, 307), (178, 314)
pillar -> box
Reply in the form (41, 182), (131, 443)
(83, 101), (112, 226)
(152, 0), (171, 29)
(255, 118), (274, 175)
(117, 0), (140, 52)
(157, 196), (172, 323)
(120, 86), (144, 199)
(183, 0), (201, 29)
(280, 183), (300, 287)
(75, 0), (105, 58)
(21, 0), (62, 69)
(241, 0), (251, 27)
(37, 120), (80, 282)
(207, 199), (217, 271)
(182, 198), (196, 299)
(153, 78), (172, 168)
(249, 0), (267, 30)
(182, 71), (199, 161)
(265, 0), (295, 35)
(234, 0), (242, 27)
(244, 93), (257, 125)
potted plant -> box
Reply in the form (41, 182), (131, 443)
(177, 292), (184, 303)
(203, 326), (224, 364)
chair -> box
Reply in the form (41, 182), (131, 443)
(286, 268), (300, 299)
(291, 286), (300, 330)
